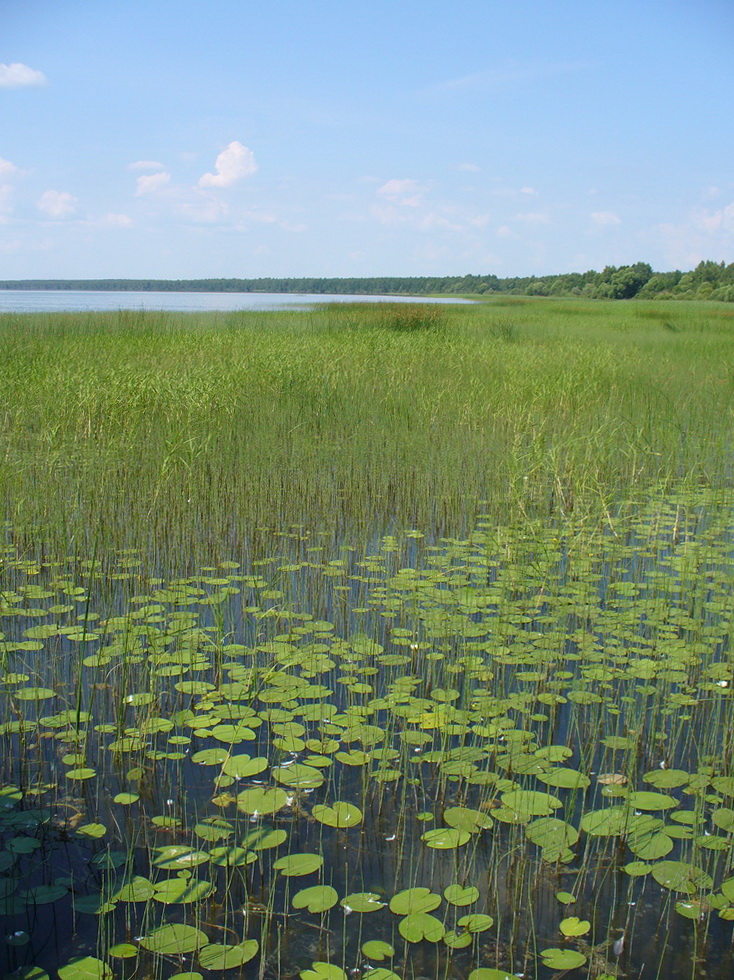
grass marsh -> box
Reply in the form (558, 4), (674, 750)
(1, 299), (734, 980)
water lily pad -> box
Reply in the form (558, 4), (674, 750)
(153, 877), (215, 904)
(362, 940), (395, 960)
(312, 801), (363, 827)
(273, 852), (324, 876)
(627, 791), (678, 811)
(236, 786), (288, 815)
(443, 883), (479, 906)
(209, 845), (258, 867)
(560, 916), (590, 936)
(457, 913), (494, 933)
(292, 885), (339, 912)
(500, 789), (562, 816)
(152, 845), (209, 869)
(389, 887), (441, 915)
(140, 923), (209, 954)
(540, 948), (587, 970)
(198, 941), (259, 970)
(341, 892), (385, 912)
(467, 971), (514, 980)
(300, 963), (348, 980)
(651, 861), (713, 893)
(57, 958), (112, 980)
(222, 755), (268, 778)
(421, 827), (470, 848)
(399, 911), (445, 942)
(442, 806), (493, 833)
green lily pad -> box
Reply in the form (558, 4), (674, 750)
(341, 892), (385, 912)
(540, 949), (587, 970)
(292, 885), (339, 912)
(236, 786), (288, 815)
(153, 877), (215, 904)
(421, 827), (470, 848)
(312, 801), (363, 827)
(222, 755), (268, 778)
(389, 887), (441, 915)
(457, 913), (494, 933)
(273, 852), (324, 876)
(209, 845), (258, 867)
(140, 923), (209, 954)
(398, 911), (445, 942)
(300, 963), (348, 980)
(467, 971), (514, 980)
(560, 915), (591, 936)
(198, 941), (259, 970)
(362, 940), (395, 961)
(57, 958), (113, 980)
(651, 861), (713, 893)
(443, 883), (479, 906)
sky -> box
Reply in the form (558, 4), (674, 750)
(1, 0), (733, 280)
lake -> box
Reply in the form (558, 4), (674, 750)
(0, 289), (470, 314)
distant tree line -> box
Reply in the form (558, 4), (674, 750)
(2, 261), (734, 300)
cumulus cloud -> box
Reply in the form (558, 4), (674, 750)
(198, 141), (257, 188)
(591, 210), (622, 227)
(0, 156), (19, 177)
(37, 190), (77, 218)
(128, 160), (166, 172)
(0, 62), (47, 88)
(135, 171), (171, 196)
(693, 201), (734, 233)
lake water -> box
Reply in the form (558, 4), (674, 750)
(0, 289), (470, 314)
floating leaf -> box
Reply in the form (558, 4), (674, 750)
(300, 963), (348, 980)
(198, 941), (259, 970)
(341, 892), (385, 912)
(421, 827), (470, 849)
(540, 949), (587, 970)
(457, 913), (494, 933)
(312, 801), (363, 827)
(443, 884), (479, 906)
(467, 971), (514, 980)
(57, 958), (112, 980)
(140, 923), (209, 954)
(399, 912), (445, 942)
(222, 755), (268, 778)
(362, 940), (394, 961)
(273, 852), (324, 876)
(292, 885), (339, 912)
(560, 916), (591, 936)
(651, 861), (713, 893)
(389, 887), (441, 915)
(236, 786), (288, 815)
(153, 877), (215, 904)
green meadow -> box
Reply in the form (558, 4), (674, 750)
(1, 298), (734, 980)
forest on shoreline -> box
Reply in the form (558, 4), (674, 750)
(1, 259), (733, 301)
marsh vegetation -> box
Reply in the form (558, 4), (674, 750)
(1, 299), (734, 980)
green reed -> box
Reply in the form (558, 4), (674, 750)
(1, 298), (732, 568)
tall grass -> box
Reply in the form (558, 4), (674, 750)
(0, 299), (732, 568)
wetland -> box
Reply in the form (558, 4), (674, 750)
(1, 298), (734, 980)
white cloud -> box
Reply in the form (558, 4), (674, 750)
(176, 196), (229, 224)
(198, 141), (257, 188)
(128, 160), (166, 172)
(0, 62), (47, 88)
(101, 212), (133, 228)
(0, 156), (19, 177)
(591, 210), (622, 227)
(693, 202), (734, 233)
(135, 171), (171, 195)
(376, 179), (423, 207)
(37, 190), (77, 218)
(520, 186), (536, 195)
(0, 184), (13, 217)
(516, 211), (551, 224)
(456, 163), (481, 172)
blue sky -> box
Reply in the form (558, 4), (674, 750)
(1, 0), (732, 279)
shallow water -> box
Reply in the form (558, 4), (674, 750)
(0, 290), (471, 314)
(1, 490), (734, 980)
